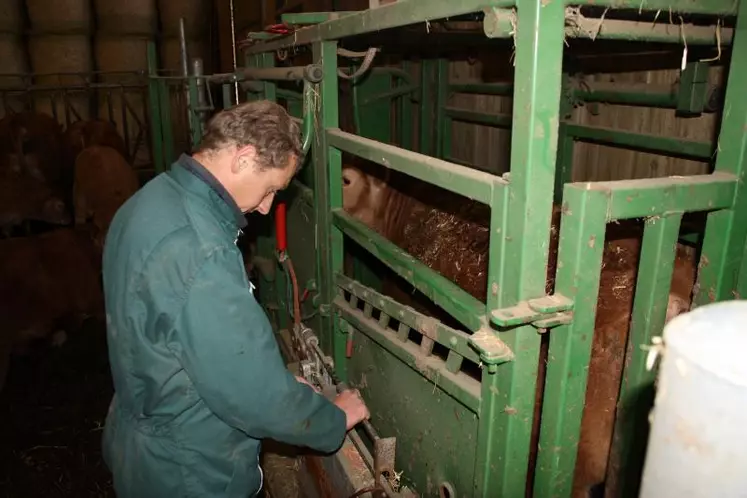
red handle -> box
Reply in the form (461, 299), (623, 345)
(275, 201), (287, 252)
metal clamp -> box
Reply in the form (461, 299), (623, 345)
(490, 293), (574, 330)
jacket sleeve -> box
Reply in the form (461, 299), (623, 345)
(172, 246), (347, 453)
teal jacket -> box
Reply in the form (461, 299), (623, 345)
(101, 154), (346, 498)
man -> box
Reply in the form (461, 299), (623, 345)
(101, 100), (370, 498)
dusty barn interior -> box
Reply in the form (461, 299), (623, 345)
(1, 0), (746, 497)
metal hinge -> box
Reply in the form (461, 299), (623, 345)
(490, 294), (574, 330)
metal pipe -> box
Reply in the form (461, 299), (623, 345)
(192, 58), (207, 124)
(229, 0), (239, 103)
(179, 19), (189, 79)
(179, 18), (195, 144)
(300, 80), (315, 155)
(639, 300), (747, 498)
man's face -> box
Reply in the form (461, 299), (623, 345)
(232, 147), (297, 215)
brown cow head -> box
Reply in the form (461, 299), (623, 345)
(341, 161), (392, 233)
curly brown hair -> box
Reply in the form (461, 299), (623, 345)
(196, 100), (302, 170)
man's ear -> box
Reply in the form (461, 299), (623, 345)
(231, 145), (258, 174)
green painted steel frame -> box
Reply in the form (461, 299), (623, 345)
(184, 0), (746, 497)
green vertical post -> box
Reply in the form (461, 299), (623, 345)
(398, 61), (414, 150)
(257, 53), (276, 101)
(158, 80), (175, 166)
(554, 75), (575, 204)
(534, 187), (609, 498)
(475, 0), (567, 496)
(695, 0), (747, 306)
(435, 58), (450, 159)
(312, 40), (346, 379)
(606, 213), (683, 498)
(419, 59), (435, 155)
(146, 41), (165, 174)
(222, 84), (233, 109)
(187, 77), (203, 148)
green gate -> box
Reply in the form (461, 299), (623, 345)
(152, 1), (747, 496)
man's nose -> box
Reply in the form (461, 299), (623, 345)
(257, 194), (274, 215)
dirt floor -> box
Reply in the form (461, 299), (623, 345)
(0, 320), (114, 498)
(0, 319), (304, 498)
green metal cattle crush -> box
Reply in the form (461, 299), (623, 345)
(150, 0), (747, 496)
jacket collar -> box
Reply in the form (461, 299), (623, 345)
(169, 153), (248, 230)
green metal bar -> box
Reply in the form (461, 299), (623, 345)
(694, 0), (747, 307)
(451, 81), (697, 111)
(312, 40), (346, 378)
(301, 80), (315, 155)
(450, 82), (513, 96)
(435, 58), (449, 159)
(565, 123), (713, 160)
(485, 9), (733, 45)
(573, 83), (678, 109)
(326, 128), (502, 205)
(290, 179), (314, 207)
(398, 61), (414, 150)
(360, 84), (418, 107)
(187, 76), (202, 147)
(257, 53), (276, 101)
(280, 11), (357, 25)
(244, 0), (516, 54)
(592, 173), (737, 220)
(335, 300), (481, 413)
(221, 83), (233, 109)
(333, 209), (485, 333)
(157, 79), (175, 165)
(554, 76), (575, 204)
(534, 187), (610, 498)
(607, 213), (683, 498)
(566, 0), (739, 16)
(419, 59), (435, 155)
(477, 0), (566, 495)
(337, 273), (481, 365)
(444, 107), (513, 128)
(277, 88), (302, 101)
(146, 41), (165, 174)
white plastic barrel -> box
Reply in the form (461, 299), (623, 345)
(639, 299), (747, 498)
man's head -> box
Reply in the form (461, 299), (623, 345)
(192, 100), (301, 214)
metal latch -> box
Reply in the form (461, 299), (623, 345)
(490, 294), (574, 330)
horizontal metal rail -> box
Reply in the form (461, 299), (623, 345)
(337, 273), (482, 365)
(566, 0), (739, 15)
(450, 81), (714, 112)
(332, 209), (486, 332)
(565, 123), (713, 160)
(242, 0), (516, 54)
(444, 107), (512, 128)
(335, 296), (481, 412)
(485, 9), (734, 44)
(327, 128), (505, 205)
(578, 171), (738, 220)
(451, 82), (513, 96)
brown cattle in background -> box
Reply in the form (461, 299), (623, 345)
(341, 160), (697, 498)
(0, 227), (104, 392)
(73, 145), (140, 248)
(0, 171), (71, 236)
(0, 111), (66, 187)
(64, 119), (128, 166)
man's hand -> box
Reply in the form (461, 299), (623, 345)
(295, 375), (321, 393)
(334, 389), (370, 431)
